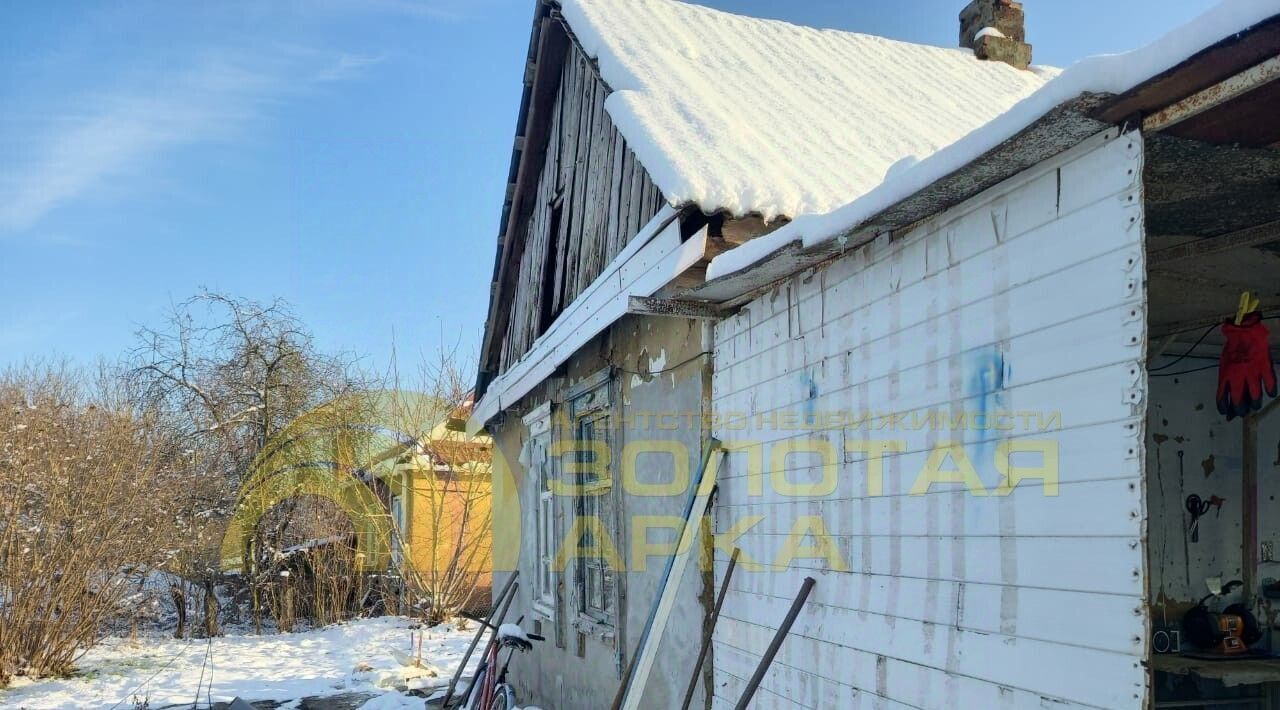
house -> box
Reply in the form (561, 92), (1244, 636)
(221, 391), (492, 618)
(378, 394), (495, 617)
(472, 0), (1280, 707)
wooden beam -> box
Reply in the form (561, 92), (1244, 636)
(1243, 398), (1280, 602)
(627, 296), (726, 320)
(1143, 54), (1280, 133)
(719, 214), (789, 245)
(616, 444), (724, 710)
(1148, 219), (1280, 266)
(1095, 16), (1280, 124)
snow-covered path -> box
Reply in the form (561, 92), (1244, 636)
(1, 617), (478, 709)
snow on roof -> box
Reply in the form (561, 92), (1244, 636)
(560, 0), (1056, 222)
(706, 0), (1280, 281)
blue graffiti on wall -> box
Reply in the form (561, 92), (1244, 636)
(801, 372), (819, 426)
(967, 345), (1011, 484)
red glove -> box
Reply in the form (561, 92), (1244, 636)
(1217, 312), (1277, 419)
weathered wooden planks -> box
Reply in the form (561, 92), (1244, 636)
(498, 42), (666, 374)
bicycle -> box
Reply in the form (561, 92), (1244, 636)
(460, 616), (544, 710)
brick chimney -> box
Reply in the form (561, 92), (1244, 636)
(959, 0), (1032, 70)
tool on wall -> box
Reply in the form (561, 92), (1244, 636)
(1217, 293), (1277, 420)
(1152, 625), (1182, 654)
(1185, 493), (1225, 543)
(1263, 577), (1280, 600)
(1182, 578), (1262, 656)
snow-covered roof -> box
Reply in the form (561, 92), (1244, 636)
(705, 0), (1280, 281)
(560, 0), (1056, 222)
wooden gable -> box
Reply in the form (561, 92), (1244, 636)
(481, 13), (666, 383)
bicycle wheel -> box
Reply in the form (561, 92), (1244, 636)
(487, 684), (516, 710)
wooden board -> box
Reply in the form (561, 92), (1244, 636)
(494, 39), (667, 375)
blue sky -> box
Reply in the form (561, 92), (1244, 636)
(1, 0), (1213, 373)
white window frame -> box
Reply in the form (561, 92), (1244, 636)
(389, 472), (409, 570)
(523, 403), (557, 621)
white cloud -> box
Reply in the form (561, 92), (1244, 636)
(0, 48), (382, 234)
(316, 52), (389, 83)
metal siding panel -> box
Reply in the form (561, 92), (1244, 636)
(710, 134), (1148, 709)
(713, 194), (1144, 395)
(717, 615), (1116, 710)
(714, 558), (1144, 654)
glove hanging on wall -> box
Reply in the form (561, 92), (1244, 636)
(1217, 311), (1277, 419)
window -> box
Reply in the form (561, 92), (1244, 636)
(522, 403), (556, 617)
(568, 372), (619, 627)
(389, 492), (405, 569)
(389, 471), (410, 571)
(538, 195), (565, 336)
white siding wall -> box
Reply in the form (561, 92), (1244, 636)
(710, 131), (1149, 709)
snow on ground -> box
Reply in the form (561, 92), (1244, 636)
(1, 617), (479, 710)
(560, 0), (1054, 222)
(706, 0), (1280, 280)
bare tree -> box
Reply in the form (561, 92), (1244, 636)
(127, 292), (489, 633)
(129, 290), (372, 634)
(132, 290), (366, 478)
(237, 391), (382, 631)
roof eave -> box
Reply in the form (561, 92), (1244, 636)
(476, 0), (566, 400)
(684, 13), (1280, 307)
(682, 92), (1116, 307)
(1092, 14), (1280, 125)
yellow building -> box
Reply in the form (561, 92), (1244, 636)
(220, 391), (492, 616)
(377, 398), (494, 615)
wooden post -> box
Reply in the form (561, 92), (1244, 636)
(1244, 414), (1259, 601)
(613, 441), (723, 710)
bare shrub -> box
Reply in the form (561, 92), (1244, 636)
(386, 350), (493, 625)
(0, 363), (180, 686)
(256, 497), (365, 630)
